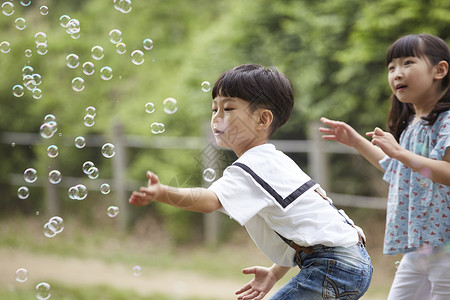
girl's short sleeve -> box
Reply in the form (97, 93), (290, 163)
(429, 112), (450, 160)
(379, 155), (392, 171)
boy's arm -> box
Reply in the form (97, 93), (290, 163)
(320, 117), (385, 171)
(129, 171), (222, 213)
(369, 128), (450, 186)
(235, 264), (290, 300)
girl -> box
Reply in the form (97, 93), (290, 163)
(320, 34), (450, 299)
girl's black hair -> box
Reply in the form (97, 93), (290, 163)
(212, 64), (294, 136)
(386, 34), (450, 140)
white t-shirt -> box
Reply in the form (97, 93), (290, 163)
(208, 143), (359, 267)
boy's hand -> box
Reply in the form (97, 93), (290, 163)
(319, 117), (361, 148)
(235, 266), (278, 300)
(129, 171), (162, 206)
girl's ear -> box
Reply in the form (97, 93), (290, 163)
(433, 60), (449, 80)
(257, 109), (273, 131)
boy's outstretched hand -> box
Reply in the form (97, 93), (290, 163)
(129, 171), (162, 206)
(235, 266), (278, 300)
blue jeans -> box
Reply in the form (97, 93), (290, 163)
(270, 243), (373, 299)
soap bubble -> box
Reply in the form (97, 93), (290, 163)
(48, 170), (62, 184)
(15, 17), (26, 30)
(143, 38), (153, 50)
(0, 41), (11, 53)
(44, 114), (56, 123)
(150, 122), (165, 134)
(83, 115), (95, 127)
(74, 136), (86, 148)
(163, 97), (178, 114)
(22, 65), (34, 76)
(35, 32), (48, 44)
(66, 18), (80, 35)
(109, 29), (122, 44)
(82, 161), (95, 174)
(1, 2), (14, 16)
(131, 50), (144, 65)
(33, 73), (42, 86)
(202, 168), (216, 182)
(17, 186), (29, 199)
(68, 186), (78, 200)
(40, 123), (55, 139)
(59, 15), (71, 27)
(75, 184), (88, 200)
(116, 42), (126, 54)
(25, 49), (32, 57)
(85, 106), (96, 117)
(39, 5), (49, 16)
(48, 216), (64, 234)
(47, 145), (59, 158)
(107, 205), (119, 217)
(101, 143), (115, 158)
(24, 168), (37, 183)
(20, 0), (31, 7)
(100, 66), (113, 80)
(36, 282), (51, 300)
(43, 223), (57, 238)
(36, 43), (48, 55)
(100, 183), (111, 194)
(91, 46), (104, 60)
(32, 88), (43, 99)
(66, 54), (80, 68)
(201, 81), (211, 92)
(72, 77), (85, 92)
(15, 268), (28, 282)
(82, 62), (95, 75)
(87, 167), (99, 179)
(114, 0), (132, 13)
(145, 102), (155, 113)
(132, 265), (142, 277)
(12, 85), (24, 97)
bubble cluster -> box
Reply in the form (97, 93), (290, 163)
(84, 106), (96, 127)
(40, 118), (57, 138)
(202, 168), (216, 182)
(43, 216), (64, 238)
(107, 205), (120, 217)
(101, 143), (116, 158)
(163, 97), (178, 114)
(17, 186), (29, 199)
(150, 122), (165, 134)
(60, 15), (81, 39)
(15, 268), (28, 282)
(36, 282), (51, 300)
(68, 184), (88, 200)
(48, 170), (62, 184)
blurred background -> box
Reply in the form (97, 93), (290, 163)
(1, 0), (450, 299)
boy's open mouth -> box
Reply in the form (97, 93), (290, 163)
(214, 129), (225, 135)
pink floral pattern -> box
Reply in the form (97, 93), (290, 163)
(379, 111), (450, 255)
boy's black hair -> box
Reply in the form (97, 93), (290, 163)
(212, 64), (294, 136)
(386, 34), (450, 140)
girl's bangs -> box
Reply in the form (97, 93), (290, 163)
(386, 35), (424, 65)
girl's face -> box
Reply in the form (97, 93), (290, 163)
(388, 55), (440, 107)
(210, 96), (263, 157)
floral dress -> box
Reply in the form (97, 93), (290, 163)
(379, 110), (450, 255)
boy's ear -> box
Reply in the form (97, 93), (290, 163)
(433, 60), (449, 80)
(257, 109), (273, 130)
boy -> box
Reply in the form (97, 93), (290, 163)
(129, 64), (373, 299)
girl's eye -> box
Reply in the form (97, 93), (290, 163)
(404, 60), (412, 65)
(388, 65), (395, 71)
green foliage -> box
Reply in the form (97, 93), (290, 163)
(1, 0), (450, 242)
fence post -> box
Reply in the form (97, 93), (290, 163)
(45, 155), (59, 217)
(308, 121), (329, 190)
(112, 120), (129, 231)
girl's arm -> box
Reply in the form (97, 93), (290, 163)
(319, 117), (386, 171)
(235, 264), (291, 300)
(129, 171), (222, 213)
(369, 128), (450, 186)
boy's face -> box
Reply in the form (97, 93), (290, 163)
(211, 96), (264, 157)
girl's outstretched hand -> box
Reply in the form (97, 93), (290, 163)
(367, 127), (402, 158)
(319, 117), (361, 147)
(235, 266), (278, 300)
(129, 171), (162, 206)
